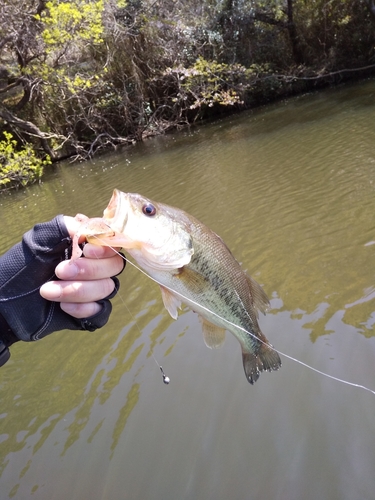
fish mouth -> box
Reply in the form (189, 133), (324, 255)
(103, 188), (128, 232)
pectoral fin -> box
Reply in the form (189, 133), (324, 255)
(160, 285), (182, 320)
(199, 316), (226, 349)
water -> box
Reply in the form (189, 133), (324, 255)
(1, 79), (375, 499)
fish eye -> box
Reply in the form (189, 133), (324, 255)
(142, 203), (156, 216)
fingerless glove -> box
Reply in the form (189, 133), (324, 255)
(0, 215), (120, 365)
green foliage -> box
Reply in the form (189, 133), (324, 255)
(0, 0), (374, 172)
(160, 58), (273, 119)
(35, 0), (105, 47)
(0, 133), (51, 190)
(183, 58), (245, 108)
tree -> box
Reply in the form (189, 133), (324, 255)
(0, 0), (374, 187)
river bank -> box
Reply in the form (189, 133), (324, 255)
(1, 1), (375, 190)
(1, 68), (375, 193)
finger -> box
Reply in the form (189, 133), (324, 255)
(63, 215), (85, 240)
(60, 301), (102, 319)
(40, 278), (115, 303)
(55, 254), (124, 281)
(82, 243), (122, 259)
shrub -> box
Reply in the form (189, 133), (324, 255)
(0, 132), (51, 190)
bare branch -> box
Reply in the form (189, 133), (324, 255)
(0, 106), (61, 159)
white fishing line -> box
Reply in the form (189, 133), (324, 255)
(90, 237), (375, 396)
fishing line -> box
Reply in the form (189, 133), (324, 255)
(90, 237), (375, 396)
(114, 289), (171, 385)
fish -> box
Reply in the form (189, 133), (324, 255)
(79, 189), (281, 384)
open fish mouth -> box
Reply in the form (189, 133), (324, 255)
(103, 188), (128, 233)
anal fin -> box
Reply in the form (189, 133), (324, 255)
(199, 315), (226, 349)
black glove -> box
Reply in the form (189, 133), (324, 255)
(0, 215), (123, 366)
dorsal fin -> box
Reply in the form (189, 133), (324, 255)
(245, 274), (270, 315)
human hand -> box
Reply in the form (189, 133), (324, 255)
(40, 216), (125, 319)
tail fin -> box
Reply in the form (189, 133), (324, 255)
(242, 343), (281, 385)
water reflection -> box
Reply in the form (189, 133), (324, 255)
(0, 299), (191, 497)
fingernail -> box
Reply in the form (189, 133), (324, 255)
(56, 261), (79, 279)
(40, 283), (63, 300)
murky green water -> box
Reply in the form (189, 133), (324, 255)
(1, 79), (375, 500)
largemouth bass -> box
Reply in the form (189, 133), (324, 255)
(80, 189), (282, 384)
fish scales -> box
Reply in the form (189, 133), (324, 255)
(184, 222), (262, 351)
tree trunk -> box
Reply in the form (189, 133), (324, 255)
(286, 0), (305, 65)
